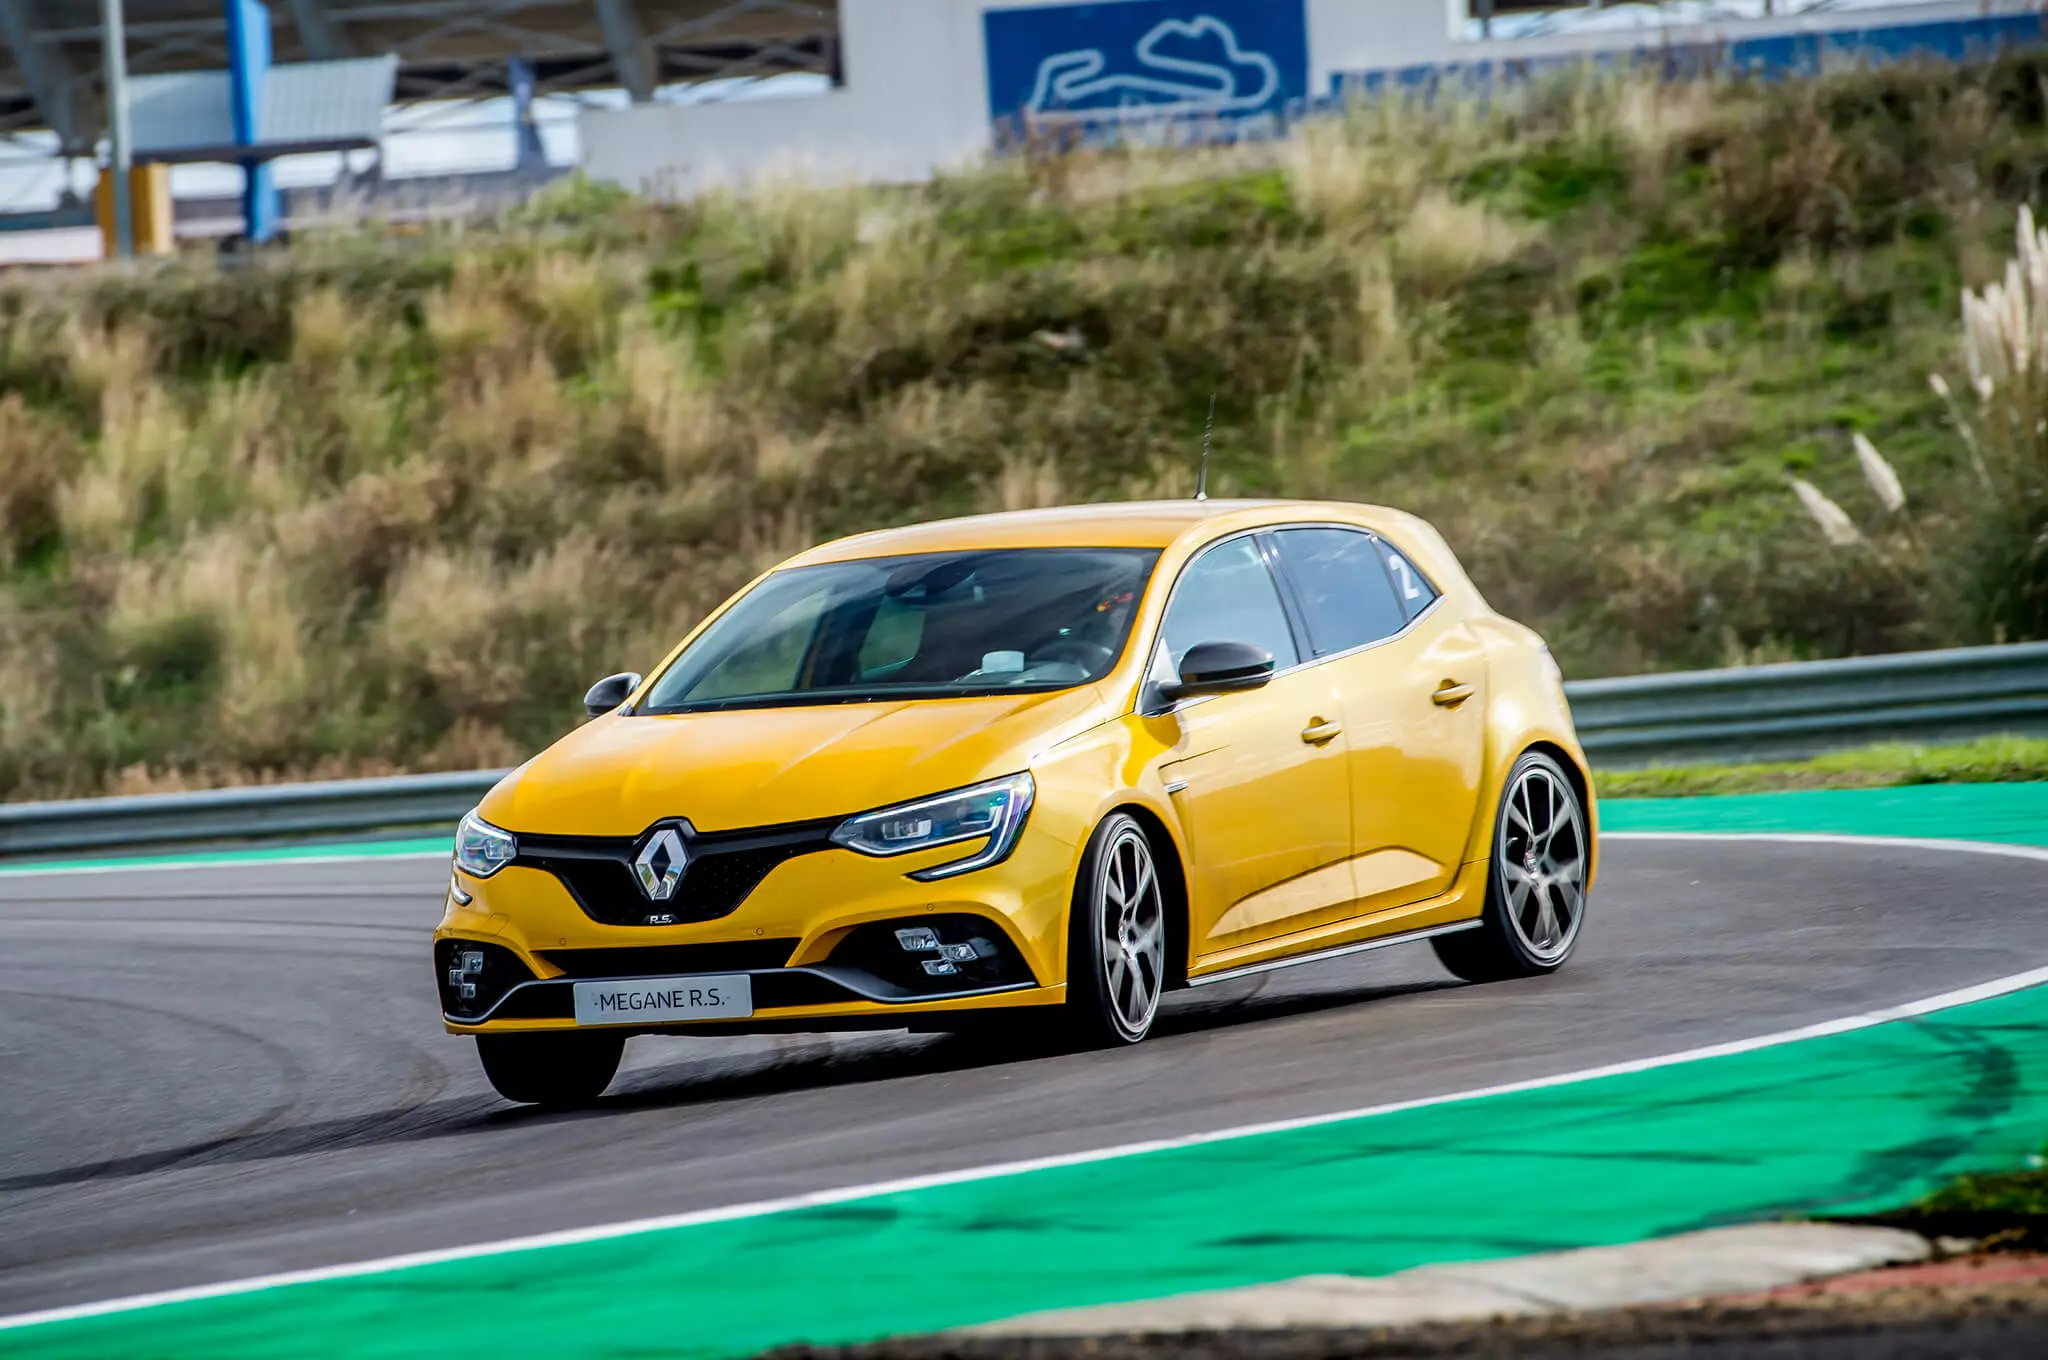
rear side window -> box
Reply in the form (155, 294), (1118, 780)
(1376, 539), (1440, 621)
(1273, 528), (1407, 656)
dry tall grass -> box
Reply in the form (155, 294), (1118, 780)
(1937, 205), (2048, 638)
(0, 57), (2044, 796)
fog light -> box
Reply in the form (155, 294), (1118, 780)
(896, 927), (940, 951)
(448, 950), (486, 995)
(921, 959), (959, 977)
(937, 942), (976, 962)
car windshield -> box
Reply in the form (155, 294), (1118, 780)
(638, 547), (1161, 714)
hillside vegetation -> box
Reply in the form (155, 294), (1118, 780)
(2, 58), (2046, 798)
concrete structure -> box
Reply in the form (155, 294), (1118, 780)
(580, 0), (2045, 200)
(0, 0), (841, 150)
(969, 1223), (1936, 1336)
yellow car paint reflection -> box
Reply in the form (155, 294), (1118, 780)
(436, 500), (1597, 1097)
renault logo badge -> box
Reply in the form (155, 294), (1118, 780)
(634, 827), (689, 901)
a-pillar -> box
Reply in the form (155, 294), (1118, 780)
(224, 0), (280, 242)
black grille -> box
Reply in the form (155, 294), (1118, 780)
(754, 972), (861, 1008)
(516, 818), (838, 927)
(490, 984), (576, 1020)
(536, 938), (800, 978)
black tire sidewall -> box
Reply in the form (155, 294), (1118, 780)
(1066, 812), (1156, 1045)
(1483, 749), (1586, 975)
(476, 1030), (625, 1105)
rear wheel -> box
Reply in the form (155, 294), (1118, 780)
(1064, 813), (1168, 1046)
(1433, 750), (1589, 983)
(475, 1030), (625, 1106)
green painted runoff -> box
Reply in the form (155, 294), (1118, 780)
(1598, 781), (2048, 846)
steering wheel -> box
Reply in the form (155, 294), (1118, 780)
(1032, 639), (1116, 671)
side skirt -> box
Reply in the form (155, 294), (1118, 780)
(1185, 919), (1483, 989)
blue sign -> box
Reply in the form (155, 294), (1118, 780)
(985, 0), (1309, 145)
(1334, 14), (2047, 96)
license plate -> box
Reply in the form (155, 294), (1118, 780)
(572, 975), (753, 1026)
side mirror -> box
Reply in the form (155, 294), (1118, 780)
(583, 671), (643, 719)
(1160, 641), (1275, 702)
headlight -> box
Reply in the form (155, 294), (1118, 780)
(831, 773), (1035, 882)
(454, 810), (517, 879)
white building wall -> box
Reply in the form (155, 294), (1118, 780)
(582, 0), (2040, 199)
(1308, 0), (1463, 87)
(581, 0), (988, 199)
(1311, 0), (2042, 78)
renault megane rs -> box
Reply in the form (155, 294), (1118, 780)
(434, 500), (1597, 1104)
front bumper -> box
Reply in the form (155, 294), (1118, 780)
(434, 818), (1079, 1034)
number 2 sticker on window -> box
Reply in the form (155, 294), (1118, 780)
(1387, 551), (1422, 600)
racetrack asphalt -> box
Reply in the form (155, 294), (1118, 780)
(3, 836), (2046, 1318)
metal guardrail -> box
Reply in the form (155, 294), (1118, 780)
(0, 769), (505, 859)
(0, 642), (2042, 859)
(1567, 641), (2048, 768)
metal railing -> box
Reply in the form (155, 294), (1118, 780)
(1568, 641), (2048, 768)
(0, 770), (504, 860)
(0, 642), (2042, 860)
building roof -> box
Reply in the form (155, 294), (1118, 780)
(127, 55), (396, 161)
(0, 0), (839, 152)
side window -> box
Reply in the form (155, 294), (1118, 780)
(1273, 528), (1407, 655)
(1155, 538), (1299, 676)
(1376, 538), (1440, 621)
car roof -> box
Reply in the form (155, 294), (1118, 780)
(785, 499), (1406, 566)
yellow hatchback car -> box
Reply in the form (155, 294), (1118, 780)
(435, 500), (1597, 1104)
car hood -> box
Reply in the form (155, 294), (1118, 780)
(481, 687), (1112, 837)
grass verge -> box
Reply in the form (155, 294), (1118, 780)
(1598, 735), (2048, 798)
(1850, 1153), (2048, 1253)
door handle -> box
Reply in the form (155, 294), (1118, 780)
(1431, 681), (1475, 708)
(1300, 718), (1344, 745)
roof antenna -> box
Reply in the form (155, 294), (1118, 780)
(1195, 394), (1215, 502)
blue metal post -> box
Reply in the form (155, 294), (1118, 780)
(224, 0), (279, 242)
(508, 56), (547, 175)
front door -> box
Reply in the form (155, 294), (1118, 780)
(1148, 536), (1354, 957)
(1269, 527), (1488, 916)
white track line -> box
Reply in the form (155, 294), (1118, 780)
(1604, 829), (2048, 865)
(3, 829), (2045, 1334)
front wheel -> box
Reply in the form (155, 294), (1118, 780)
(476, 1030), (625, 1106)
(1063, 813), (1169, 1046)
(1433, 750), (1590, 983)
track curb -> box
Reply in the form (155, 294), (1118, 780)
(960, 1224), (1936, 1337)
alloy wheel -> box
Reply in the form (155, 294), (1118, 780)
(1099, 825), (1166, 1037)
(1496, 763), (1587, 964)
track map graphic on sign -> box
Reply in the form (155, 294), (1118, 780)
(985, 0), (1308, 141)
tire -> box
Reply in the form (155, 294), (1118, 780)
(1433, 750), (1591, 983)
(1063, 813), (1170, 1046)
(475, 1030), (626, 1106)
